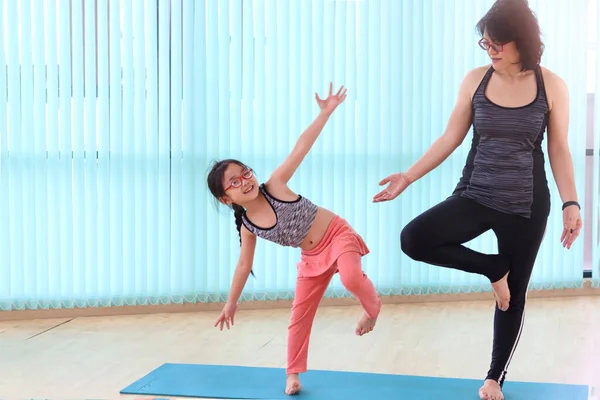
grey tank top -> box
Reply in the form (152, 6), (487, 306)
(453, 65), (550, 218)
(241, 184), (319, 248)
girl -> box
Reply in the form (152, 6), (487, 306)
(207, 83), (382, 396)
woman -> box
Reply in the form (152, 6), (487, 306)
(373, 0), (582, 399)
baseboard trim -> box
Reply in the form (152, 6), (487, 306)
(1, 281), (597, 322)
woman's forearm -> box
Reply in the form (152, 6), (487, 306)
(405, 134), (461, 183)
(549, 145), (578, 203)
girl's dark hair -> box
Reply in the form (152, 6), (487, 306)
(207, 159), (255, 277)
(476, 0), (544, 72)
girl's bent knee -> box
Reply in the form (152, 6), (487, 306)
(339, 270), (364, 293)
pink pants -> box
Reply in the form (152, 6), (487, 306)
(286, 216), (382, 374)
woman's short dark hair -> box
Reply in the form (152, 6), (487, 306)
(476, 0), (544, 71)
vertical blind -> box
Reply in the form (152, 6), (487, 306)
(594, 0), (600, 288)
(0, 0), (595, 311)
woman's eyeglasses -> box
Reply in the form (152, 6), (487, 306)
(478, 38), (504, 53)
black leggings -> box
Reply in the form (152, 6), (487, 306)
(400, 195), (549, 385)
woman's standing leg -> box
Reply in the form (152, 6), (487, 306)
(481, 210), (548, 398)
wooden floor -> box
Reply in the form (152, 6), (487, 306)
(1, 296), (598, 399)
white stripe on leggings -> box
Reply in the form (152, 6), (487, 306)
(499, 290), (527, 383)
(499, 228), (545, 383)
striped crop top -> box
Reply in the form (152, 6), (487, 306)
(241, 184), (319, 248)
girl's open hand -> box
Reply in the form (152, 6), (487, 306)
(316, 82), (347, 115)
(214, 301), (237, 331)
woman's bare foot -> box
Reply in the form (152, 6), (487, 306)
(479, 379), (504, 400)
(355, 313), (377, 336)
(491, 271), (510, 311)
(285, 374), (302, 395)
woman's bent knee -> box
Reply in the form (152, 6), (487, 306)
(400, 224), (428, 261)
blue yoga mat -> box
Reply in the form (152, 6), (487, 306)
(120, 363), (589, 400)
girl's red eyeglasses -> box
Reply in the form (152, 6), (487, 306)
(224, 169), (254, 191)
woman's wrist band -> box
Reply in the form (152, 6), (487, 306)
(562, 201), (580, 211)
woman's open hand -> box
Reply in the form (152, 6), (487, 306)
(373, 172), (412, 203)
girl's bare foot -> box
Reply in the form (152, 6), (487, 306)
(285, 373), (302, 395)
(491, 271), (510, 311)
(355, 313), (377, 336)
(479, 379), (504, 400)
